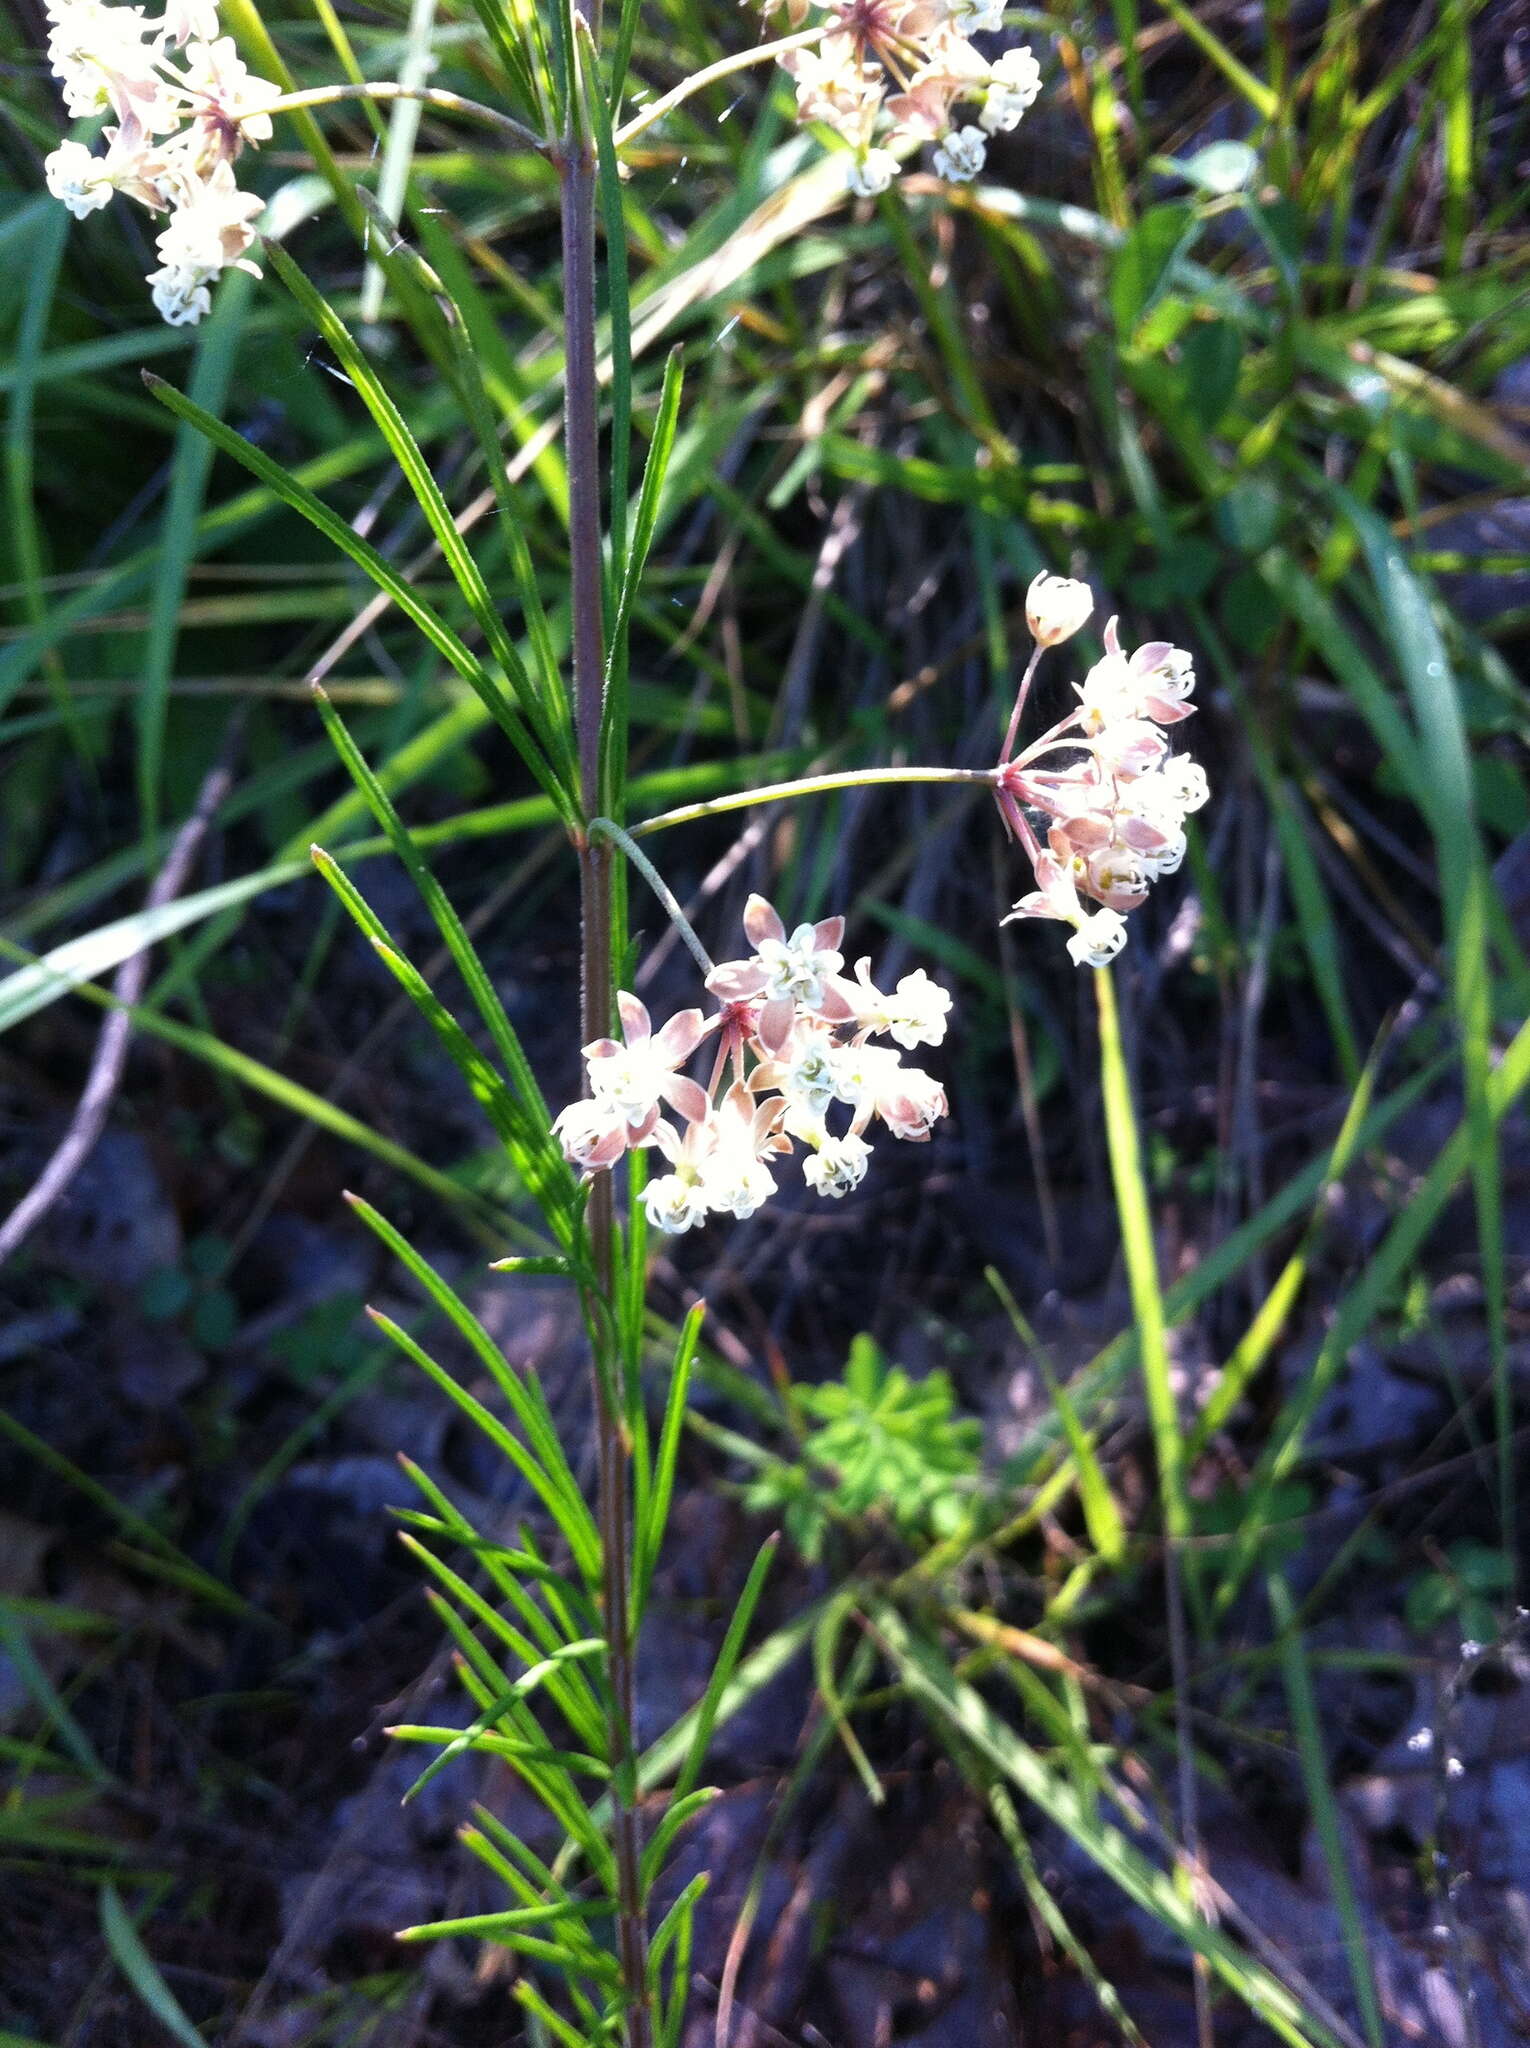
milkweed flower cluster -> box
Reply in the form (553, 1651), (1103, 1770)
(553, 896), (952, 1232)
(762, 0), (1042, 196)
(41, 0), (276, 325)
(997, 577), (1209, 967)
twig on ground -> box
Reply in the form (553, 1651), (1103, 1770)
(0, 730), (241, 1269)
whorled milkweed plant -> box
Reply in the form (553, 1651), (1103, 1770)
(35, 0), (1212, 2042)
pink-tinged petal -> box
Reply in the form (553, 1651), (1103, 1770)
(628, 1105), (661, 1144)
(1062, 812), (1112, 849)
(586, 1124), (632, 1170)
(706, 959), (767, 1001)
(819, 985), (855, 1024)
(812, 915), (845, 953)
(616, 990), (651, 1045)
(662, 1073), (711, 1126)
(1102, 615), (1122, 656)
(756, 994), (796, 1056)
(750, 1096), (786, 1144)
(652, 1006), (707, 1065)
(582, 1036), (622, 1062)
(647, 1117), (684, 1165)
(1121, 815), (1169, 852)
(742, 893), (785, 947)
(1142, 694), (1195, 724)
(1129, 639), (1175, 676)
(749, 1058), (787, 1091)
(719, 1079), (754, 1120)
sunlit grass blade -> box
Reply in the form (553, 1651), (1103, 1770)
(871, 1602), (1338, 2048)
(986, 1268), (1126, 1567)
(1187, 1051), (1379, 1459)
(1093, 967), (1186, 1548)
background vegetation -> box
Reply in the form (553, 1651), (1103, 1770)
(2, 0), (1529, 2041)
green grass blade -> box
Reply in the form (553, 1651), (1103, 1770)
(871, 1603), (1337, 2048)
(99, 1886), (209, 2048)
(1094, 967), (1186, 1546)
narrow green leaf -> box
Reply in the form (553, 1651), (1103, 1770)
(632, 1301), (703, 1620)
(142, 374), (570, 816)
(100, 1886), (210, 2048)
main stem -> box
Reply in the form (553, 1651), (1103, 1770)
(561, 131), (652, 2048)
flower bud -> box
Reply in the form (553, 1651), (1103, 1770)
(1025, 572), (1093, 649)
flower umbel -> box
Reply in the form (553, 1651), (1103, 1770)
(556, 896), (953, 1231)
(996, 611), (1208, 968)
(41, 0), (276, 324)
(762, 0), (1044, 196)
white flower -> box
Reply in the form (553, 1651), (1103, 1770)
(1024, 571), (1092, 649)
(147, 264), (213, 324)
(1075, 644), (1138, 732)
(883, 968), (952, 1049)
(804, 1132), (872, 1198)
(847, 146), (899, 197)
(871, 1063), (947, 1141)
(828, 1039), (902, 1110)
(1160, 756), (1210, 815)
(783, 1031), (839, 1119)
(47, 0), (161, 120)
(1066, 908), (1128, 969)
(755, 921), (844, 1010)
(44, 139), (116, 217)
(943, 0), (1006, 29)
(1133, 642), (1197, 722)
(1141, 828), (1186, 877)
(1003, 847), (1081, 926)
(162, 0), (219, 42)
(700, 1150), (776, 1220)
(583, 994), (709, 1131)
(1084, 844), (1149, 911)
(180, 35), (277, 151)
(932, 123), (987, 182)
(840, 960), (951, 1049)
(154, 158), (264, 274)
(552, 1098), (634, 1175)
(643, 1172), (711, 1235)
(980, 44), (1041, 130)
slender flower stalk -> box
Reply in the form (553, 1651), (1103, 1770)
(560, 63), (652, 2048)
(613, 26), (827, 146)
(632, 763), (999, 837)
(998, 642), (1043, 765)
(589, 818), (716, 977)
(242, 81), (548, 151)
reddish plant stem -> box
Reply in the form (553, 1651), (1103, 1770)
(999, 642), (1043, 765)
(560, 126), (652, 2048)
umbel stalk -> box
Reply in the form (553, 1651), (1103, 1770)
(558, 71), (653, 2048)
